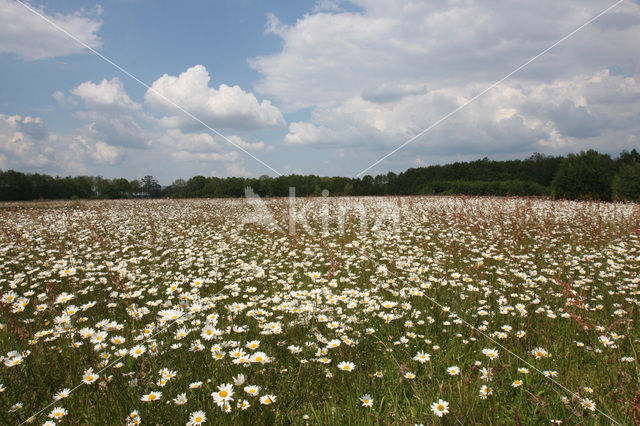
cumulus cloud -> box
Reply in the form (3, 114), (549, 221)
(0, 0), (102, 60)
(160, 129), (222, 153)
(159, 129), (270, 153)
(0, 114), (124, 174)
(312, 0), (345, 13)
(145, 65), (285, 131)
(71, 136), (124, 165)
(225, 162), (251, 177)
(284, 71), (640, 158)
(227, 135), (269, 151)
(252, 0), (640, 110)
(72, 78), (140, 111)
(251, 0), (640, 170)
(172, 150), (239, 163)
(70, 78), (151, 149)
(0, 115), (51, 167)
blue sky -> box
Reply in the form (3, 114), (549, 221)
(1, 0), (639, 184)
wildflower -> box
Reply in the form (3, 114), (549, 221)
(238, 399), (251, 410)
(512, 380), (523, 387)
(373, 371), (383, 378)
(327, 339), (341, 349)
(447, 366), (460, 376)
(479, 385), (492, 399)
(174, 393), (188, 405)
(338, 361), (355, 372)
(48, 406), (68, 419)
(190, 381), (203, 389)
(244, 385), (260, 396)
(141, 391), (162, 401)
(53, 388), (71, 401)
(404, 371), (416, 379)
(129, 345), (146, 358)
(250, 351), (268, 364)
(200, 325), (218, 341)
(287, 345), (302, 354)
(482, 348), (499, 360)
(360, 394), (374, 407)
(480, 367), (492, 381)
(233, 374), (245, 386)
(188, 410), (207, 425)
(212, 383), (234, 406)
(413, 351), (431, 363)
(581, 398), (596, 412)
(246, 340), (260, 350)
(260, 394), (277, 405)
(82, 368), (99, 384)
(531, 347), (550, 359)
(4, 356), (23, 367)
(128, 410), (140, 422)
(431, 399), (449, 417)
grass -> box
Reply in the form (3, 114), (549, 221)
(0, 196), (639, 424)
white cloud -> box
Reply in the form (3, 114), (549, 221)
(158, 129), (270, 153)
(312, 0), (345, 13)
(172, 150), (239, 163)
(160, 129), (222, 153)
(70, 78), (152, 149)
(0, 113), (124, 174)
(72, 78), (140, 111)
(72, 136), (124, 165)
(225, 162), (251, 177)
(252, 0), (640, 167)
(0, 115), (51, 167)
(283, 70), (640, 158)
(227, 135), (269, 151)
(0, 1), (102, 61)
(145, 65), (285, 131)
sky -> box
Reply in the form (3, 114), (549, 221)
(0, 0), (639, 184)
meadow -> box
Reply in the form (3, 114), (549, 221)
(0, 196), (638, 425)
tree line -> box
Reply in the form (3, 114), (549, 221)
(1, 149), (639, 202)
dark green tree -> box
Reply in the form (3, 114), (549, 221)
(551, 150), (614, 200)
(0, 170), (31, 200)
(140, 175), (161, 198)
(612, 163), (640, 201)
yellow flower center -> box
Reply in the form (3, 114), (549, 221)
(219, 390), (228, 397)
(437, 404), (444, 411)
(148, 394), (156, 400)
